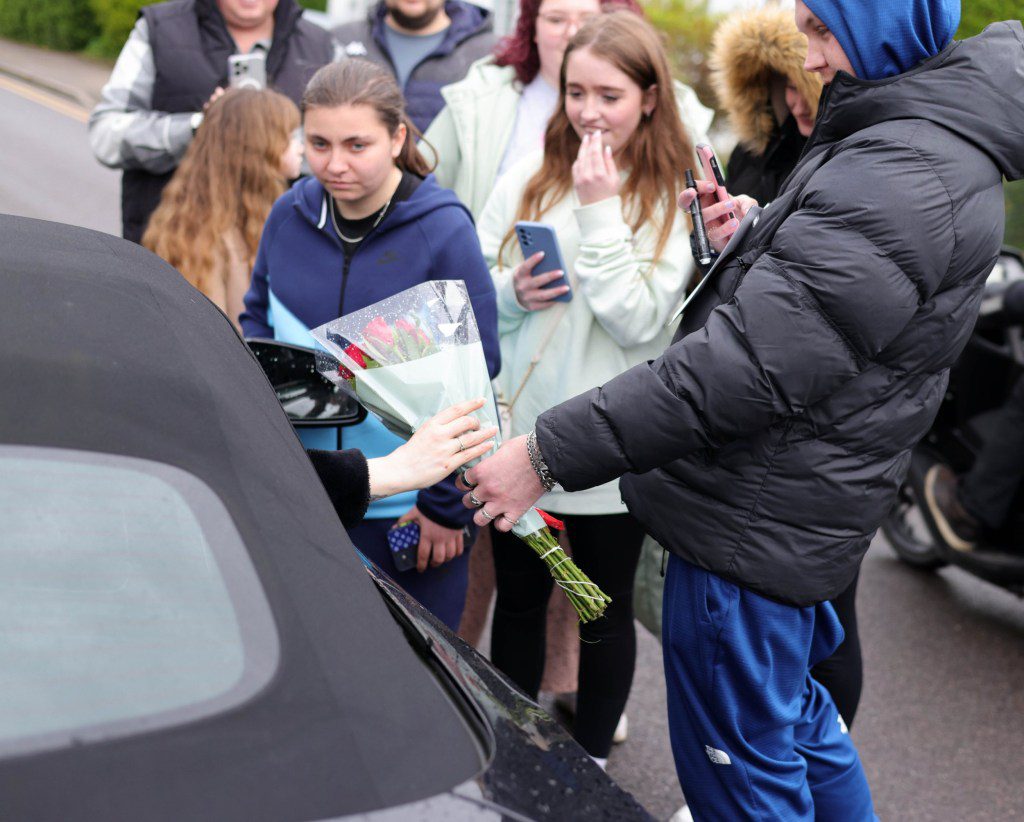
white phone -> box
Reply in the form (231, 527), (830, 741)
(228, 53), (267, 90)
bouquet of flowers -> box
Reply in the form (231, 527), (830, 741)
(310, 280), (610, 623)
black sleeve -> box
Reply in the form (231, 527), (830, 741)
(306, 448), (372, 529)
(536, 138), (955, 490)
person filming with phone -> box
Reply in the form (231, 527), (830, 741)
(475, 12), (703, 767)
(462, 0), (1023, 815)
(89, 0), (339, 243)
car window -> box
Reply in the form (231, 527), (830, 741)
(0, 446), (278, 758)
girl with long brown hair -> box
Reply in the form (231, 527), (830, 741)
(240, 59), (500, 632)
(143, 88), (302, 329)
(474, 11), (700, 764)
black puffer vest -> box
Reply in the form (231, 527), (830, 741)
(122, 0), (333, 242)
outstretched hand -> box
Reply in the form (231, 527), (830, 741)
(367, 398), (496, 500)
(457, 436), (546, 533)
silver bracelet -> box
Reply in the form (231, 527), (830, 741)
(526, 430), (557, 492)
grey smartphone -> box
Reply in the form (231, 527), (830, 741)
(228, 52), (267, 90)
(515, 221), (573, 303)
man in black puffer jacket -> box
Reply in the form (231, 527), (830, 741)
(462, 0), (1024, 817)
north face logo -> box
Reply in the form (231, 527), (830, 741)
(705, 746), (732, 765)
(377, 250), (399, 265)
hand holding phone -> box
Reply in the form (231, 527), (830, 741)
(513, 221), (572, 308)
(696, 143), (736, 223)
(388, 519), (473, 573)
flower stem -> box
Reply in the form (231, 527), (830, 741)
(521, 528), (611, 623)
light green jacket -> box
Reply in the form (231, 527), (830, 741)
(425, 56), (716, 218)
(424, 60), (521, 218)
(477, 152), (695, 515)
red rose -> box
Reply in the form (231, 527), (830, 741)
(536, 508), (565, 531)
(363, 316), (394, 349)
(344, 343), (367, 369)
(395, 317), (417, 335)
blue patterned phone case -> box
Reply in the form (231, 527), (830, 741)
(387, 521), (420, 573)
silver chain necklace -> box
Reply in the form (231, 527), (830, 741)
(332, 193), (394, 244)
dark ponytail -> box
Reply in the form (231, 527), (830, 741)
(301, 59), (435, 177)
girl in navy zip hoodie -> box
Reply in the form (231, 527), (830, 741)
(241, 59), (500, 630)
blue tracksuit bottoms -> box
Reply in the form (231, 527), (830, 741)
(662, 555), (877, 821)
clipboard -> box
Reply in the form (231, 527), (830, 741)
(666, 205), (762, 327)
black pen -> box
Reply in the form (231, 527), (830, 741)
(686, 169), (714, 267)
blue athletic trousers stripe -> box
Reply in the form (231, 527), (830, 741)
(662, 555), (877, 821)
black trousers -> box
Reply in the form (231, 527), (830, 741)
(490, 512), (646, 758)
(810, 570), (862, 727)
(960, 373), (1024, 530)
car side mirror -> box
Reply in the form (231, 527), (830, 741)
(247, 338), (366, 428)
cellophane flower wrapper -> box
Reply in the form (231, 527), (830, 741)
(310, 280), (610, 622)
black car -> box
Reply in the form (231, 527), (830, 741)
(0, 215), (651, 821)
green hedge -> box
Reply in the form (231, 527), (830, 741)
(644, 0), (720, 109)
(0, 0), (99, 51)
(86, 0), (145, 59)
(957, 2), (1024, 248)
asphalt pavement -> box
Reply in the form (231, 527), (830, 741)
(2, 36), (1023, 822)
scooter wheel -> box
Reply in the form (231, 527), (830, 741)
(881, 483), (949, 570)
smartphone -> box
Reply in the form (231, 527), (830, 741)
(387, 521), (420, 573)
(228, 52), (267, 90)
(695, 143), (736, 223)
(387, 522), (474, 573)
(515, 221), (573, 303)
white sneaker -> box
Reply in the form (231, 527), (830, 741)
(612, 712), (629, 744)
(668, 805), (694, 822)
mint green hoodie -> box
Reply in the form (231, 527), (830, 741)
(477, 152), (694, 515)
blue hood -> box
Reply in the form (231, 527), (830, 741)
(805, 0), (960, 80)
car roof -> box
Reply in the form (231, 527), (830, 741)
(0, 216), (481, 819)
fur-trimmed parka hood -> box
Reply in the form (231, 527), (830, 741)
(709, 7), (823, 155)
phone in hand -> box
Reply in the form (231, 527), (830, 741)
(228, 52), (267, 90)
(387, 522), (474, 573)
(387, 520), (420, 573)
(515, 221), (573, 303)
(696, 142), (736, 223)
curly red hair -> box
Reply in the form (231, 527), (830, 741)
(493, 0), (645, 85)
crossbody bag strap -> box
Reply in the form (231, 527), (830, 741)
(505, 302), (569, 413)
